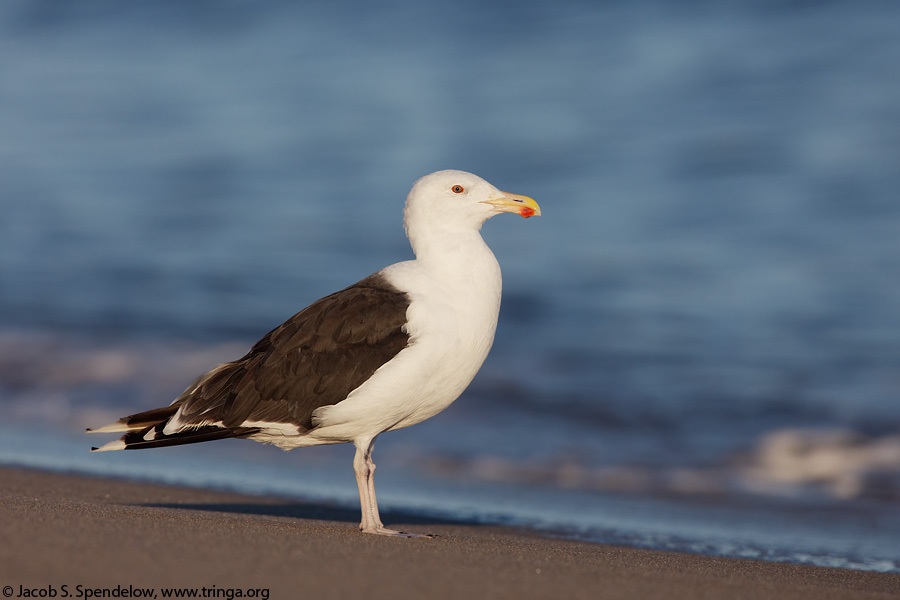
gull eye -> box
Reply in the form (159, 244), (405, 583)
(451, 185), (464, 194)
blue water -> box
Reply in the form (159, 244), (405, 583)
(2, 0), (900, 573)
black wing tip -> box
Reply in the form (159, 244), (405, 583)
(112, 426), (262, 451)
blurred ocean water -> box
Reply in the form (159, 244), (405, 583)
(1, 0), (899, 571)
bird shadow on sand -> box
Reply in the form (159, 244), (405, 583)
(140, 499), (474, 529)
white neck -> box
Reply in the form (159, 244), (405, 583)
(400, 198), (503, 316)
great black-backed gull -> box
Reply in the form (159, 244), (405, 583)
(88, 169), (541, 537)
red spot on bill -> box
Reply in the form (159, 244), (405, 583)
(519, 207), (536, 218)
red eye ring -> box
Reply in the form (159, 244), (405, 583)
(451, 185), (464, 193)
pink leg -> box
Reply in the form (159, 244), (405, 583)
(352, 438), (431, 538)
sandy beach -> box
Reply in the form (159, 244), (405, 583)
(1, 466), (897, 600)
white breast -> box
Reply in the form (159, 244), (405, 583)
(307, 238), (503, 444)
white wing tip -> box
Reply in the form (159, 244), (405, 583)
(86, 423), (126, 434)
(90, 439), (127, 452)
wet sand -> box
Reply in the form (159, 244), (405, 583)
(1, 466), (897, 600)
